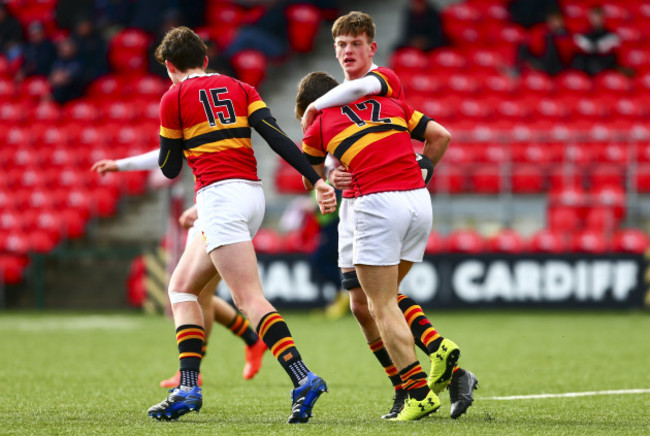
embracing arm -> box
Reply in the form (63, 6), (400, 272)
(420, 120), (451, 166)
(301, 75), (382, 131)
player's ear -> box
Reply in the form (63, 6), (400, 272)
(369, 41), (377, 57)
(165, 60), (177, 73)
(203, 56), (208, 69)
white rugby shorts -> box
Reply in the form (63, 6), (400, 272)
(195, 179), (265, 254)
(337, 197), (355, 268)
(352, 188), (432, 266)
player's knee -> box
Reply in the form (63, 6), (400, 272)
(168, 291), (198, 304)
(341, 270), (360, 290)
(350, 294), (373, 326)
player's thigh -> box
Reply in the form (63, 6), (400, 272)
(196, 180), (265, 253)
(356, 264), (399, 307)
(208, 240), (265, 303)
(353, 192), (413, 266)
(399, 188), (432, 263)
(169, 232), (217, 296)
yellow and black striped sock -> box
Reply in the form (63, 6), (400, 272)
(176, 324), (204, 387)
(256, 311), (309, 387)
(368, 338), (403, 390)
(228, 313), (260, 346)
(398, 294), (443, 354)
(399, 362), (430, 401)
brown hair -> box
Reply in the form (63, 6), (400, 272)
(331, 11), (375, 42)
(295, 72), (339, 119)
(154, 26), (207, 72)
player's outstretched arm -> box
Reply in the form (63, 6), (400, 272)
(421, 121), (451, 166)
(91, 149), (159, 175)
(251, 108), (323, 189)
(301, 75), (382, 132)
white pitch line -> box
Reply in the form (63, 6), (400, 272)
(482, 389), (650, 401)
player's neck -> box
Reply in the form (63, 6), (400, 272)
(171, 68), (206, 84)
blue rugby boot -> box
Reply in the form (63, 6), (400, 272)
(148, 385), (202, 421)
(287, 372), (327, 423)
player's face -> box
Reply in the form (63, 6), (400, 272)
(334, 34), (377, 80)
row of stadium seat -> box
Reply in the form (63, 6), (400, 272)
(252, 226), (648, 255)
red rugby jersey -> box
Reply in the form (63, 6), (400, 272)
(159, 73), (267, 192)
(341, 66), (405, 198)
(302, 95), (429, 197)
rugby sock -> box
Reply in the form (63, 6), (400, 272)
(228, 313), (260, 347)
(176, 324), (204, 388)
(399, 362), (430, 401)
(397, 294), (443, 354)
(368, 338), (403, 390)
(257, 312), (309, 387)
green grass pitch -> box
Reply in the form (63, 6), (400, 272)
(1, 309), (649, 435)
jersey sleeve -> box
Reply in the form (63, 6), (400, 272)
(237, 79), (270, 127)
(158, 87), (185, 178)
(301, 117), (327, 165)
(402, 101), (433, 142)
(365, 67), (404, 100)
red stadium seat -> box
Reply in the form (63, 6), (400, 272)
(570, 230), (611, 253)
(425, 231), (447, 254)
(520, 71), (556, 95)
(286, 3), (322, 53)
(64, 100), (99, 122)
(557, 71), (593, 94)
(584, 206), (619, 232)
(131, 75), (167, 98)
(533, 97), (570, 120)
(446, 229), (484, 253)
(468, 165), (501, 194)
(590, 185), (626, 219)
(511, 164), (546, 194)
(230, 49), (267, 87)
(102, 100), (138, 122)
(429, 49), (467, 71)
(549, 185), (588, 219)
(548, 167), (584, 191)
(205, 1), (244, 49)
(587, 164), (625, 189)
(402, 72), (445, 96)
(487, 229), (526, 253)
(457, 98), (492, 120)
(0, 230), (31, 256)
(611, 229), (648, 253)
(547, 206), (581, 233)
(19, 75), (51, 100)
(0, 254), (27, 285)
(482, 73), (520, 95)
(275, 158), (306, 194)
(252, 227), (285, 253)
(429, 164), (466, 194)
(619, 47), (650, 72)
(0, 77), (16, 101)
(595, 71), (634, 95)
(389, 47), (429, 74)
(31, 101), (61, 124)
(446, 74), (481, 95)
(0, 101), (27, 125)
(86, 75), (128, 99)
(634, 164), (650, 193)
(609, 96), (648, 121)
(529, 228), (569, 253)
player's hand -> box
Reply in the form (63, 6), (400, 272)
(314, 179), (337, 214)
(328, 167), (352, 190)
(301, 103), (318, 133)
(90, 160), (118, 175)
(178, 205), (198, 229)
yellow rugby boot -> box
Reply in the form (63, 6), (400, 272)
(428, 338), (460, 394)
(389, 390), (440, 421)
